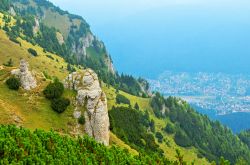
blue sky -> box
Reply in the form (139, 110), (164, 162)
(50, 0), (250, 23)
(50, 0), (250, 78)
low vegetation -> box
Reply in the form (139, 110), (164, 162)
(6, 77), (20, 90)
(116, 94), (130, 105)
(43, 79), (70, 113)
(28, 48), (38, 57)
(78, 115), (85, 125)
(43, 80), (64, 100)
(51, 98), (70, 113)
(0, 125), (176, 164)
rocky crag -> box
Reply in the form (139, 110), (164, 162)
(64, 69), (109, 146)
(11, 59), (37, 90)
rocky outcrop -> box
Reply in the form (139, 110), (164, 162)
(56, 32), (64, 45)
(72, 32), (94, 60)
(64, 69), (109, 146)
(105, 55), (116, 75)
(33, 18), (40, 35)
(9, 7), (16, 16)
(11, 60), (37, 90)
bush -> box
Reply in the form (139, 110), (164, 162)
(28, 48), (38, 56)
(51, 97), (70, 113)
(174, 130), (192, 147)
(155, 132), (164, 143)
(9, 37), (21, 46)
(3, 58), (13, 67)
(78, 115), (85, 125)
(116, 94), (130, 105)
(46, 54), (54, 60)
(6, 77), (21, 90)
(43, 80), (64, 99)
(134, 102), (139, 110)
(164, 123), (175, 134)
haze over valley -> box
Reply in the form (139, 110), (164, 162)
(51, 0), (250, 132)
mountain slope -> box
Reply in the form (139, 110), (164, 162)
(0, 0), (249, 164)
(1, 0), (148, 97)
(0, 25), (210, 164)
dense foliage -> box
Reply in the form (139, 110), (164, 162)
(51, 98), (70, 113)
(0, 125), (174, 164)
(78, 115), (85, 125)
(0, 0), (10, 12)
(6, 77), (21, 90)
(109, 106), (163, 155)
(238, 129), (250, 149)
(150, 92), (166, 118)
(28, 48), (38, 56)
(155, 132), (163, 143)
(164, 123), (175, 134)
(43, 80), (64, 100)
(174, 129), (192, 147)
(116, 94), (131, 105)
(150, 95), (250, 163)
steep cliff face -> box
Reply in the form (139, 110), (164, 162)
(11, 59), (37, 90)
(71, 32), (94, 59)
(9, 0), (115, 75)
(64, 69), (110, 146)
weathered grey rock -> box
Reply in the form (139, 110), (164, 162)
(56, 32), (64, 45)
(73, 110), (81, 119)
(33, 18), (40, 35)
(9, 7), (16, 16)
(105, 55), (115, 75)
(11, 60), (37, 90)
(64, 69), (109, 146)
(72, 32), (94, 60)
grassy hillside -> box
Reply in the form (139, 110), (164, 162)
(0, 27), (209, 163)
(0, 2), (245, 164)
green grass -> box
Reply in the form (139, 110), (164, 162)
(0, 30), (70, 80)
(0, 78), (76, 132)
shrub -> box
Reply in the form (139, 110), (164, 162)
(78, 115), (85, 125)
(174, 130), (192, 147)
(164, 123), (175, 134)
(116, 94), (130, 105)
(155, 132), (164, 143)
(3, 58), (13, 67)
(9, 37), (21, 46)
(28, 48), (38, 56)
(6, 77), (21, 90)
(134, 102), (139, 110)
(51, 97), (70, 113)
(46, 54), (54, 60)
(43, 80), (64, 99)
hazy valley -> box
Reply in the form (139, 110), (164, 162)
(149, 71), (250, 132)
